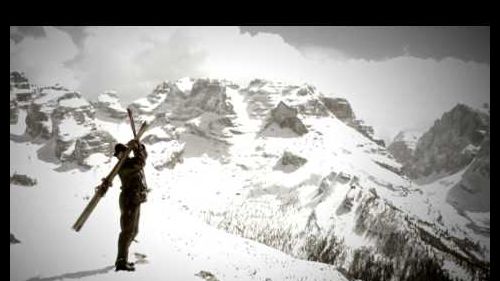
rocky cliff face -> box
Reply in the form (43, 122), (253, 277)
(405, 104), (489, 181)
(321, 97), (385, 147)
(387, 104), (490, 218)
(10, 74), (489, 281)
(73, 130), (116, 167)
(129, 81), (170, 115)
(320, 97), (355, 122)
(387, 131), (421, 168)
(10, 72), (35, 126)
(10, 72), (117, 166)
(25, 86), (68, 140)
(126, 78), (237, 162)
(273, 151), (308, 172)
(264, 101), (308, 135)
(243, 79), (330, 121)
(52, 92), (97, 161)
(94, 91), (127, 119)
(10, 100), (18, 125)
(10, 72), (34, 106)
(446, 134), (490, 213)
(130, 78), (235, 120)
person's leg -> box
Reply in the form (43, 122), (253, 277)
(122, 203), (140, 260)
(132, 205), (141, 241)
(116, 193), (137, 268)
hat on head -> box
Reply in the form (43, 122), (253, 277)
(114, 143), (127, 157)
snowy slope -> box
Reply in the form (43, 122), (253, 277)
(10, 133), (347, 281)
(10, 75), (489, 281)
(10, 77), (349, 281)
(145, 79), (487, 281)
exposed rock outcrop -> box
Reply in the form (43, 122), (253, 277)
(447, 135), (490, 212)
(25, 86), (70, 140)
(94, 91), (127, 119)
(73, 130), (116, 166)
(320, 97), (355, 122)
(10, 173), (37, 186)
(13, 74), (108, 165)
(387, 131), (421, 167)
(10, 71), (34, 107)
(405, 104), (489, 179)
(190, 79), (234, 114)
(52, 92), (96, 161)
(265, 102), (308, 135)
(10, 71), (29, 85)
(26, 102), (53, 139)
(166, 79), (234, 120)
(280, 151), (307, 166)
(129, 81), (170, 115)
(130, 78), (235, 125)
(10, 233), (21, 244)
(321, 97), (385, 146)
(10, 72), (35, 126)
(274, 151), (308, 172)
(10, 100), (18, 124)
(195, 271), (219, 281)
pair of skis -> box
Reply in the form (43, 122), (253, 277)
(72, 108), (148, 232)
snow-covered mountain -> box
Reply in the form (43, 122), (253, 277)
(388, 103), (490, 231)
(94, 90), (128, 119)
(10, 72), (490, 281)
(320, 96), (386, 147)
(387, 130), (422, 168)
(404, 104), (489, 183)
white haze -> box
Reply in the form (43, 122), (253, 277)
(10, 26), (490, 142)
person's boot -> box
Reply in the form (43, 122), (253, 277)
(115, 258), (135, 271)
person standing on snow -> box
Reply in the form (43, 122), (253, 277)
(112, 139), (148, 271)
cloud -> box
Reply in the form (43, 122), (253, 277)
(299, 45), (349, 62)
(199, 27), (309, 84)
(54, 27), (211, 104)
(191, 28), (489, 141)
(10, 26), (47, 43)
(240, 26), (490, 64)
(306, 56), (490, 141)
(10, 26), (489, 142)
(10, 26), (79, 89)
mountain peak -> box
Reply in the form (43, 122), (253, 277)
(391, 130), (421, 149)
(95, 91), (127, 119)
(401, 102), (490, 184)
(11, 73), (489, 281)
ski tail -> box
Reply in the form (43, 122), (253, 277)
(72, 189), (104, 232)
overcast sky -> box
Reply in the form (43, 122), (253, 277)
(10, 26), (489, 142)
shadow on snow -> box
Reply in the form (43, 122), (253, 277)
(25, 265), (115, 281)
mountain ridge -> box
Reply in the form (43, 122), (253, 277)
(10, 71), (489, 281)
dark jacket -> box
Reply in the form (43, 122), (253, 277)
(118, 144), (148, 194)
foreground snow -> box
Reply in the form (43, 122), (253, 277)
(10, 140), (348, 281)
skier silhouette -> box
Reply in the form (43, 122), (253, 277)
(113, 139), (148, 271)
